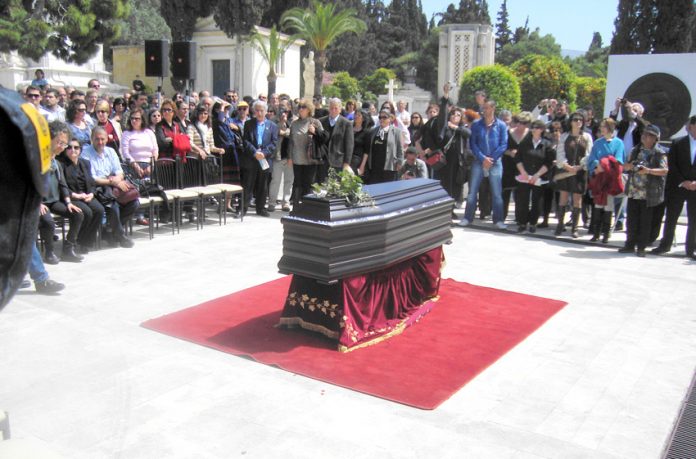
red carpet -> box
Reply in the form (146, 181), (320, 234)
(142, 277), (566, 409)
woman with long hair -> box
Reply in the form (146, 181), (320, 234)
(554, 112), (594, 238)
(351, 109), (374, 177)
(121, 108), (158, 225)
(155, 98), (185, 159)
(187, 103), (224, 160)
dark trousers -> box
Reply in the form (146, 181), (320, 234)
(625, 199), (653, 250)
(72, 199), (105, 246)
(478, 179), (491, 217)
(38, 211), (56, 254)
(107, 200), (138, 238)
(515, 183), (543, 226)
(292, 164), (318, 204)
(367, 169), (398, 184)
(241, 163), (270, 213)
(49, 201), (84, 246)
(502, 188), (514, 221)
(540, 188), (555, 223)
(658, 193), (696, 255)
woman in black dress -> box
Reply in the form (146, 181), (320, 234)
(57, 139), (105, 252)
(553, 112), (594, 238)
(351, 109), (374, 178)
(503, 111), (532, 222)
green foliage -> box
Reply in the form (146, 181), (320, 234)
(112, 0), (171, 46)
(160, 0), (211, 40)
(360, 68), (397, 98)
(323, 72), (361, 100)
(459, 65), (520, 113)
(282, 0), (367, 95)
(610, 0), (695, 54)
(496, 29), (561, 66)
(437, 0), (491, 26)
(510, 54), (576, 111)
(415, 26), (440, 93)
(311, 168), (373, 207)
(0, 0), (130, 63)
(494, 0), (511, 53)
(248, 25), (299, 95)
(213, 0), (268, 38)
(575, 77), (606, 115)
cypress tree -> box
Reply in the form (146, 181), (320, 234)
(495, 0), (511, 53)
(653, 0), (695, 53)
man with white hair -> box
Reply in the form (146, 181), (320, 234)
(242, 100), (279, 216)
(318, 97), (354, 180)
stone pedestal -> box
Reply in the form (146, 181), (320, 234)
(437, 23), (494, 101)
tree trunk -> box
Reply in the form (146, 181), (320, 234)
(315, 50), (327, 97)
(267, 73), (277, 99)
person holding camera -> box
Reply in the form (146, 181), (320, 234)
(399, 147), (427, 180)
(618, 125), (668, 257)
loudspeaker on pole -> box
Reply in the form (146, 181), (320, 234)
(172, 42), (197, 81)
(144, 40), (169, 78)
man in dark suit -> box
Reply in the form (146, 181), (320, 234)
(242, 100), (278, 217)
(317, 97), (354, 182)
(653, 115), (696, 259)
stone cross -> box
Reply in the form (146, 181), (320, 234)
(385, 79), (399, 102)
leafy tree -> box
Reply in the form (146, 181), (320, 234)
(414, 26), (440, 93)
(0, 0), (130, 64)
(326, 0), (387, 78)
(510, 54), (576, 111)
(160, 0), (212, 40)
(437, 0), (491, 26)
(575, 77), (606, 115)
(282, 0), (367, 96)
(610, 0), (694, 54)
(360, 68), (397, 97)
(213, 0), (269, 38)
(496, 29), (562, 66)
(459, 65), (520, 113)
(654, 0), (695, 53)
(116, 0), (171, 45)
(511, 16), (529, 44)
(567, 32), (609, 78)
(261, 0), (311, 27)
(323, 72), (361, 100)
(248, 25), (298, 96)
(494, 0), (511, 53)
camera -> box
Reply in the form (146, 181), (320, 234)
(633, 160), (646, 170)
(620, 98), (628, 104)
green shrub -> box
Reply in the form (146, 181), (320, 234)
(360, 68), (397, 97)
(575, 77), (606, 115)
(322, 72), (361, 101)
(459, 65), (521, 113)
(510, 54), (576, 111)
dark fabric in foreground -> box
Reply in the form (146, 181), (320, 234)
(142, 276), (567, 409)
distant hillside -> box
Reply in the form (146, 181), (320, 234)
(562, 49), (584, 59)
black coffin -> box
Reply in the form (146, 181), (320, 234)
(278, 178), (454, 284)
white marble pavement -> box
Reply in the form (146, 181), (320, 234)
(1, 211), (695, 458)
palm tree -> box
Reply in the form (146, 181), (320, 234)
(247, 25), (298, 97)
(281, 0), (367, 96)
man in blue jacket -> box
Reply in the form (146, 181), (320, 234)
(459, 100), (509, 229)
(242, 100), (278, 217)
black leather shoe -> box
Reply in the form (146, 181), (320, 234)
(61, 247), (84, 262)
(44, 252), (60, 265)
(636, 249), (646, 257)
(528, 225), (537, 233)
(651, 246), (670, 254)
(614, 221), (624, 231)
(35, 279), (65, 294)
(119, 236), (135, 248)
(256, 210), (271, 217)
(618, 246), (634, 254)
(688, 253), (696, 261)
(517, 224), (526, 233)
(537, 221), (549, 229)
(20, 279), (31, 289)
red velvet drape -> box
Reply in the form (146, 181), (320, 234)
(279, 247), (443, 351)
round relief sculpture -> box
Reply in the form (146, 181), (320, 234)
(624, 73), (691, 139)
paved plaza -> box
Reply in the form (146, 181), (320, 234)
(1, 211), (695, 458)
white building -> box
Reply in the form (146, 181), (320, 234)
(192, 18), (305, 98)
(0, 45), (116, 92)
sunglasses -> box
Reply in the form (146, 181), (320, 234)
(97, 110), (109, 114)
(572, 118), (584, 122)
(28, 94), (41, 99)
(67, 145), (81, 150)
(379, 115), (390, 120)
(76, 108), (86, 112)
(298, 105), (308, 109)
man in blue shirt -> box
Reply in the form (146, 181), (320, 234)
(83, 127), (137, 247)
(459, 100), (509, 229)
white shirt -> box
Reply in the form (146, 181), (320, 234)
(689, 133), (696, 165)
(622, 120), (636, 157)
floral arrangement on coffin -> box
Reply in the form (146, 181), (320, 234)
(311, 168), (373, 207)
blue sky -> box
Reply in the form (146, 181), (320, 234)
(421, 0), (618, 52)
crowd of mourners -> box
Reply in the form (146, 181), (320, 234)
(20, 68), (696, 292)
